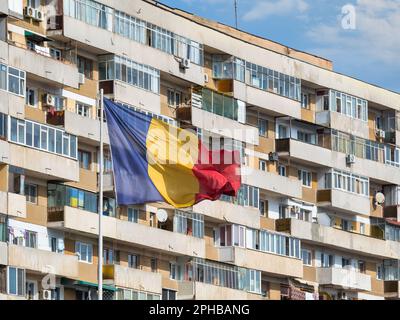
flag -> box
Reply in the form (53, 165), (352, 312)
(104, 99), (241, 208)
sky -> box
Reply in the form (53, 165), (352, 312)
(159, 0), (400, 93)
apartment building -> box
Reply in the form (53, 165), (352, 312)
(0, 0), (399, 301)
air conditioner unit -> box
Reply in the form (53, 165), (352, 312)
(24, 6), (36, 19)
(268, 152), (279, 162)
(43, 94), (56, 107)
(43, 289), (52, 300)
(180, 58), (191, 69)
(376, 129), (386, 139)
(78, 73), (85, 85)
(346, 154), (356, 165)
(34, 9), (43, 22)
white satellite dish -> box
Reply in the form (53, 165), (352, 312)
(156, 209), (168, 223)
(375, 192), (385, 205)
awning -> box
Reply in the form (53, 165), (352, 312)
(61, 278), (117, 292)
(24, 30), (53, 43)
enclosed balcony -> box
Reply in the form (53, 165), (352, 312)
(48, 1), (205, 86)
(276, 218), (400, 259)
(176, 88), (258, 145)
(275, 118), (400, 185)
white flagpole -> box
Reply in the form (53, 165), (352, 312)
(98, 89), (104, 300)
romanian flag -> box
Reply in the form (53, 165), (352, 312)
(104, 99), (241, 208)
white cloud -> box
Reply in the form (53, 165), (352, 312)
(307, 0), (400, 66)
(242, 0), (309, 21)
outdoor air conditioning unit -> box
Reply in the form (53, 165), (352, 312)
(43, 94), (56, 107)
(180, 58), (191, 69)
(34, 9), (43, 22)
(376, 129), (386, 139)
(24, 6), (36, 19)
(268, 152), (279, 162)
(78, 73), (85, 85)
(346, 154), (356, 165)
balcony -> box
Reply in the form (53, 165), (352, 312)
(48, 206), (205, 258)
(242, 168), (302, 199)
(8, 143), (79, 182)
(384, 281), (400, 299)
(276, 138), (400, 185)
(217, 246), (303, 278)
(233, 80), (301, 119)
(0, 242), (7, 265)
(0, 90), (25, 119)
(316, 267), (371, 291)
(103, 264), (162, 294)
(192, 200), (260, 229)
(7, 244), (79, 279)
(316, 111), (369, 139)
(317, 189), (371, 216)
(176, 90), (259, 145)
(100, 80), (161, 115)
(47, 110), (110, 145)
(177, 281), (264, 300)
(276, 218), (400, 259)
(7, 192), (26, 218)
(8, 42), (79, 88)
(50, 15), (205, 86)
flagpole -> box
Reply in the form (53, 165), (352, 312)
(98, 89), (104, 300)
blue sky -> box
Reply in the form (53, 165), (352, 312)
(160, 0), (400, 93)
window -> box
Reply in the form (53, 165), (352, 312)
(128, 208), (139, 223)
(259, 200), (267, 217)
(128, 254), (139, 269)
(329, 170), (369, 196)
(320, 253), (334, 268)
(0, 112), (7, 139)
(167, 89), (182, 108)
(0, 64), (7, 91)
(301, 93), (309, 109)
(8, 67), (25, 96)
(10, 117), (78, 159)
(75, 242), (93, 263)
(76, 102), (91, 118)
(150, 258), (157, 272)
(50, 237), (64, 253)
(358, 260), (366, 273)
(342, 258), (351, 268)
(50, 48), (62, 61)
(298, 169), (312, 187)
(169, 262), (181, 280)
(0, 215), (7, 242)
(258, 119), (267, 137)
(7, 267), (25, 296)
(248, 270), (261, 294)
(78, 150), (91, 170)
(302, 249), (312, 266)
(376, 264), (383, 280)
(24, 183), (37, 204)
(360, 223), (366, 235)
(162, 289), (176, 300)
(77, 55), (93, 79)
(173, 210), (204, 238)
(278, 164), (286, 177)
(25, 88), (37, 107)
(259, 160), (267, 172)
(25, 230), (37, 248)
(104, 248), (119, 265)
(216, 225), (246, 248)
(99, 55), (160, 94)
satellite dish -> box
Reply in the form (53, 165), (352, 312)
(375, 192), (385, 205)
(156, 209), (168, 223)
